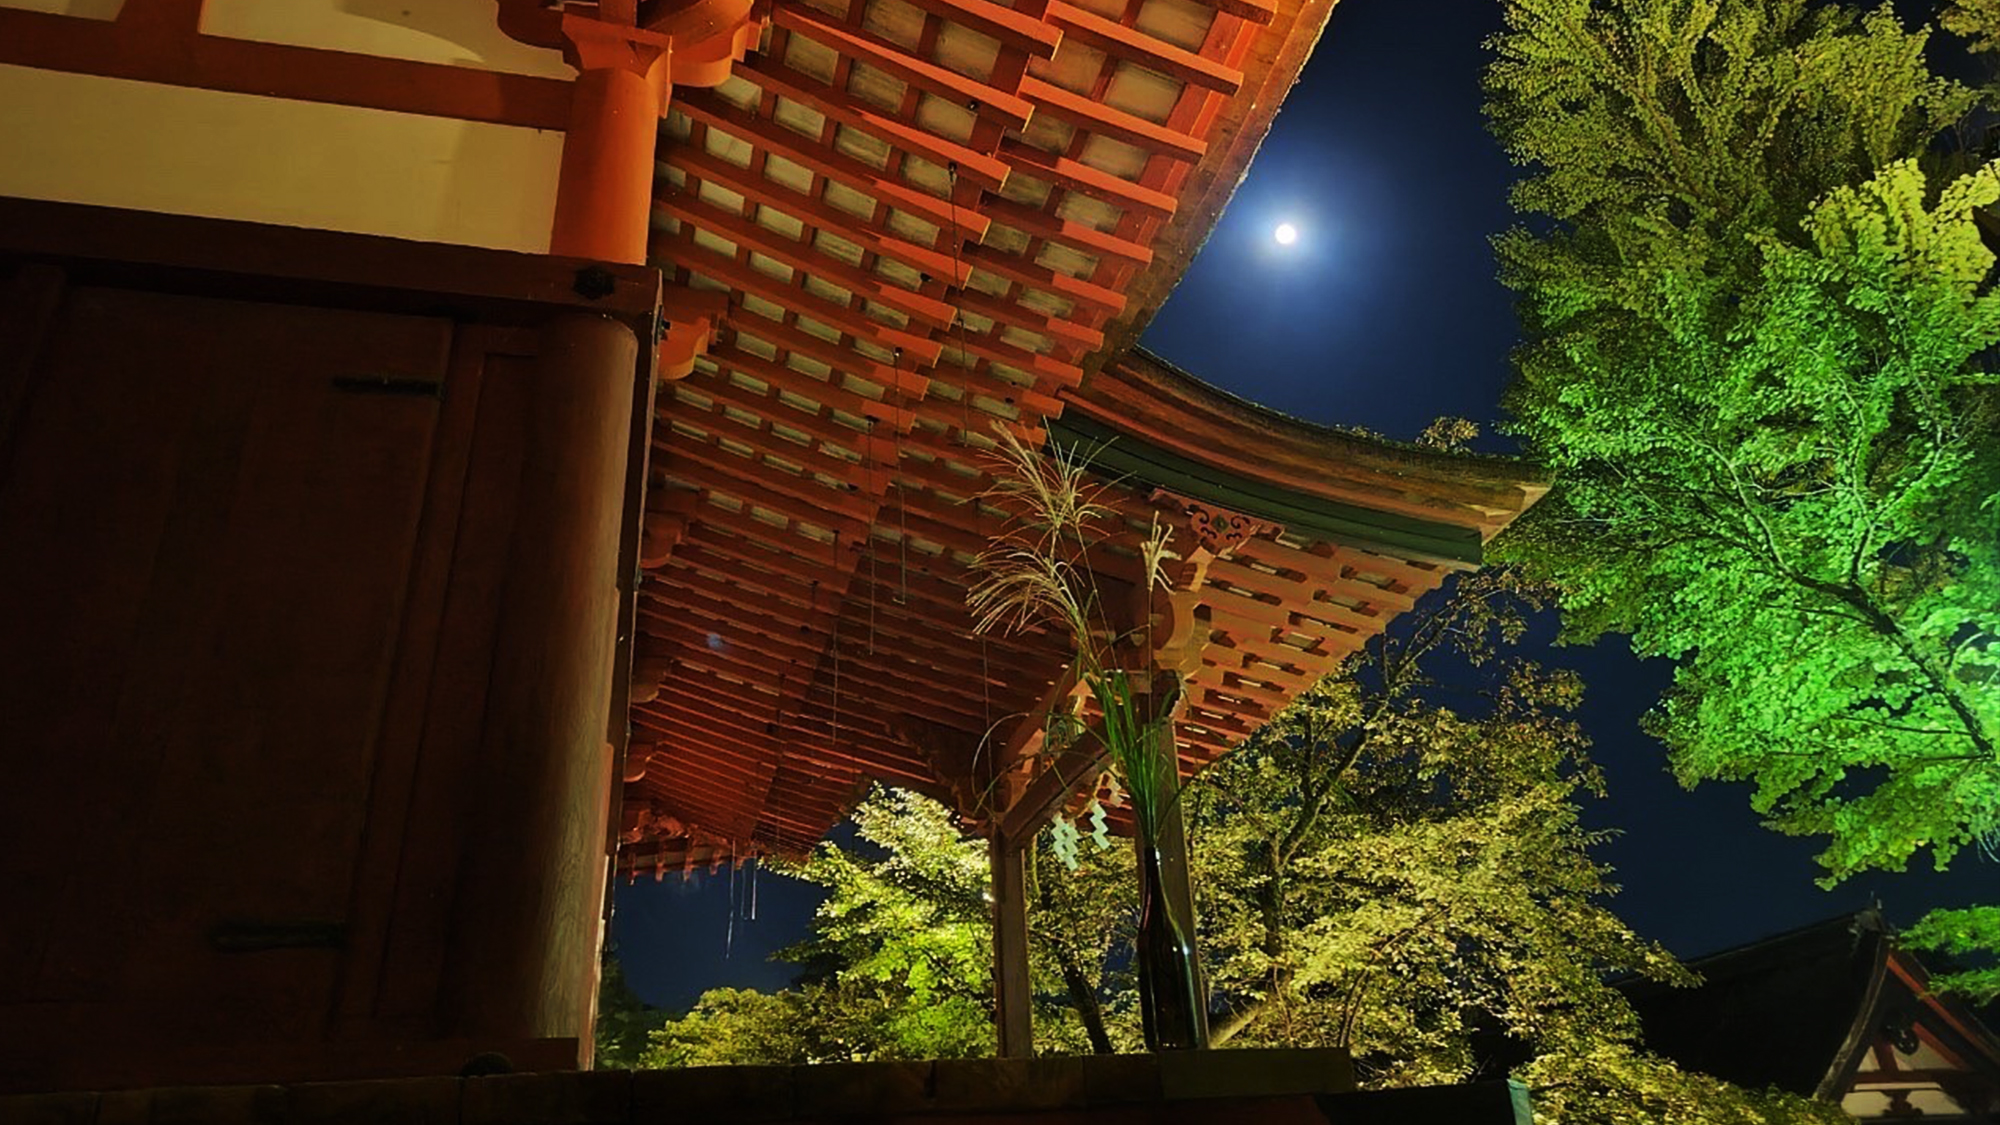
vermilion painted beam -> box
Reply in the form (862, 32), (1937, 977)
(671, 146), (976, 287)
(941, 325), (1083, 391)
(713, 319), (931, 408)
(648, 588), (1016, 708)
(881, 447), (993, 505)
(649, 641), (825, 716)
(883, 421), (1005, 480)
(679, 545), (1004, 669)
(738, 672), (943, 759)
(831, 598), (1061, 688)
(979, 197), (1152, 268)
(1193, 0), (1276, 25)
(1198, 595), (1284, 640)
(672, 375), (892, 492)
(1221, 557), (1418, 617)
(657, 189), (961, 329)
(656, 227), (945, 367)
(898, 0), (1063, 57)
(1019, 75), (1208, 162)
(640, 699), (805, 761)
(1223, 659), (1322, 698)
(1214, 672), (1291, 709)
(744, 55), (1011, 191)
(632, 749), (774, 813)
(1198, 685), (1274, 722)
(666, 637), (971, 736)
(673, 515), (851, 589)
(675, 489), (849, 567)
(648, 567), (847, 642)
(1179, 702), (1259, 739)
(920, 367), (1068, 427)
(1001, 139), (1177, 221)
(672, 90), (992, 242)
(660, 468), (872, 560)
(666, 544), (831, 609)
(663, 430), (883, 528)
(1336, 550), (1450, 595)
(640, 726), (880, 809)
(774, 4), (1035, 132)
(679, 501), (844, 569)
(705, 339), (922, 425)
(1044, 1), (1243, 96)
(668, 379), (876, 472)
(839, 566), (985, 643)
(951, 287), (1103, 352)
(902, 394), (1048, 446)
(633, 759), (826, 834)
(1296, 597), (1387, 636)
(673, 366), (898, 464)
(631, 626), (796, 706)
(962, 243), (1127, 316)
(648, 720), (788, 792)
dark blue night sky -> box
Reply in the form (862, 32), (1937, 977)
(612, 0), (1998, 1013)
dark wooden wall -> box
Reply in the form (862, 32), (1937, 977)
(0, 202), (659, 1094)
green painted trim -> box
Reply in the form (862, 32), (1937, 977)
(1048, 414), (1483, 565)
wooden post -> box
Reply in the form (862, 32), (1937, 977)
(549, 54), (669, 264)
(444, 311), (640, 1043)
(989, 832), (1033, 1058)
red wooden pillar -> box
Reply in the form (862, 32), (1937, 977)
(548, 19), (673, 264)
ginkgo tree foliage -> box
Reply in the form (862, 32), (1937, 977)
(1486, 0), (2000, 894)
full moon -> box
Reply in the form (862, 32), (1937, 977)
(1273, 222), (1299, 245)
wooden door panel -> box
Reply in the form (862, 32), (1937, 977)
(0, 286), (448, 1041)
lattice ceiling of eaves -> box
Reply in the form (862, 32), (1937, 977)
(626, 0), (1353, 873)
(622, 399), (1460, 875)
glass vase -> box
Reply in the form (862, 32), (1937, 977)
(1136, 843), (1206, 1051)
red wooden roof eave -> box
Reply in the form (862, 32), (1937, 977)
(615, 0), (1495, 867)
(1066, 350), (1553, 540)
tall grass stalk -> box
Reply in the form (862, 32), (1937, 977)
(966, 426), (1178, 840)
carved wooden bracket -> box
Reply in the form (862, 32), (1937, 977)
(1151, 490), (1280, 558)
(659, 285), (730, 381)
(497, 0), (765, 90)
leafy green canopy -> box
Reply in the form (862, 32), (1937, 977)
(1190, 572), (1677, 1076)
(634, 790), (1134, 1064)
(1488, 0), (2000, 880)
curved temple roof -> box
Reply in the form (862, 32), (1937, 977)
(618, 0), (1546, 875)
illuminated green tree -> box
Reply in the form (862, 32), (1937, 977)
(626, 574), (1843, 1122)
(1189, 573), (1683, 1084)
(1181, 570), (1840, 1125)
(637, 788), (1131, 1064)
(1486, 0), (2000, 888)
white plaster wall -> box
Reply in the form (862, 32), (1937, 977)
(200, 0), (573, 79)
(0, 64), (562, 253)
